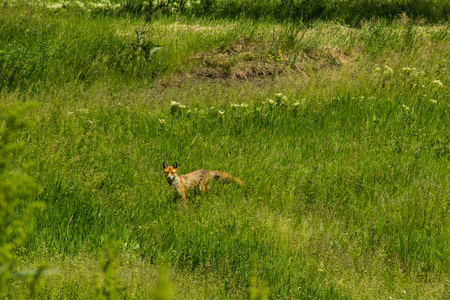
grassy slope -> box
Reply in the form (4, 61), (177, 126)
(2, 2), (450, 299)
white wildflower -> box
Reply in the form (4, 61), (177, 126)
(46, 2), (65, 9)
(275, 93), (288, 101)
(274, 93), (288, 106)
(76, 108), (89, 114)
(218, 110), (225, 115)
(170, 101), (186, 115)
(170, 101), (185, 108)
(432, 80), (444, 87)
(90, 3), (106, 8)
(75, 1), (85, 8)
(231, 103), (248, 108)
(429, 99), (437, 104)
(383, 65), (394, 75)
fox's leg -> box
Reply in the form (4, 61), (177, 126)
(178, 187), (187, 206)
(200, 184), (207, 194)
(200, 178), (210, 194)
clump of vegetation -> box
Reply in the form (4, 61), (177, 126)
(0, 106), (49, 297)
(95, 234), (123, 300)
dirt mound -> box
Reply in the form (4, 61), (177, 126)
(204, 37), (349, 75)
(160, 37), (352, 86)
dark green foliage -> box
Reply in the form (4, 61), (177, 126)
(121, 0), (450, 24)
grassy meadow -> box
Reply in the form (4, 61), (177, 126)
(1, 0), (450, 299)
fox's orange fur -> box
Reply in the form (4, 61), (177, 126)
(163, 161), (244, 205)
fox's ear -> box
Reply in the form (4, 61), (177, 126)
(173, 162), (178, 169)
(163, 161), (168, 169)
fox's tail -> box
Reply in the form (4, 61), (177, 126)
(211, 171), (244, 186)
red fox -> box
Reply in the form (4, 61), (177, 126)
(163, 161), (244, 205)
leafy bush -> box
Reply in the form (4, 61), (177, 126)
(0, 106), (50, 297)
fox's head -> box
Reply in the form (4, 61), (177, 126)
(163, 161), (178, 184)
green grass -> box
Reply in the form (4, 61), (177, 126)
(2, 1), (450, 299)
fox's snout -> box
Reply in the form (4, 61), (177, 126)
(165, 173), (175, 180)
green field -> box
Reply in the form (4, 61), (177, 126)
(2, 0), (450, 299)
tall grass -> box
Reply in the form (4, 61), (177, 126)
(2, 2), (449, 94)
(0, 106), (60, 298)
(116, 0), (450, 24)
(0, 4), (166, 93)
(8, 68), (450, 297)
(2, 1), (450, 299)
